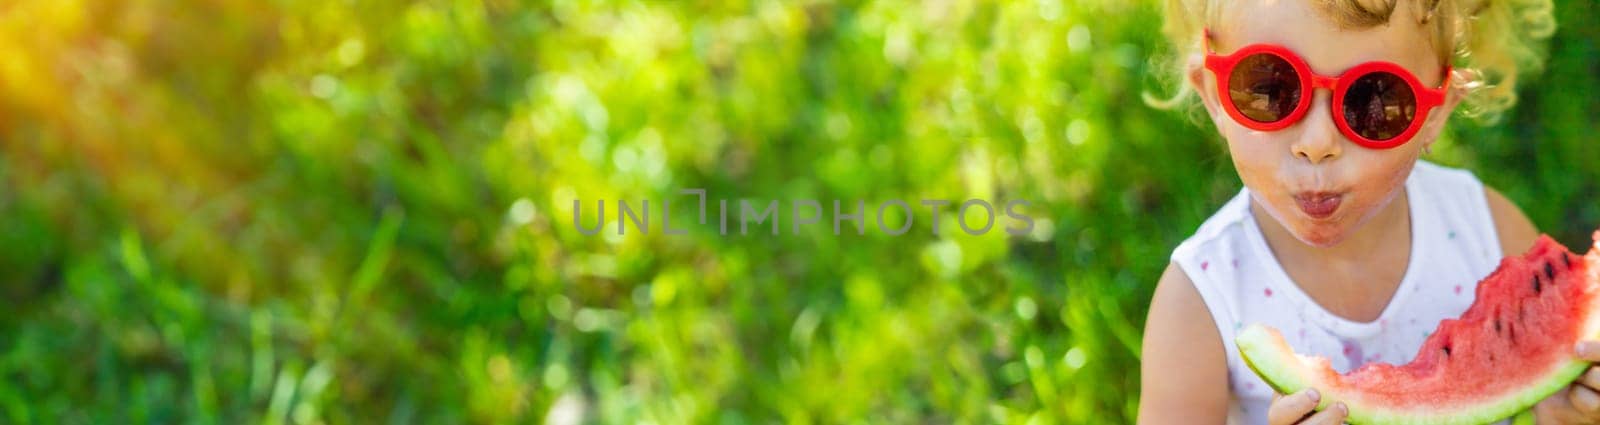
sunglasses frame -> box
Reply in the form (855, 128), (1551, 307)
(1202, 30), (1451, 150)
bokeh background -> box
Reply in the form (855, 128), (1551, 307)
(1, 0), (1596, 423)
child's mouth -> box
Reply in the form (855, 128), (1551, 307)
(1293, 191), (1343, 219)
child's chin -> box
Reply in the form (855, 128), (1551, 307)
(1288, 223), (1351, 248)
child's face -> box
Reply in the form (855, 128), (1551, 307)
(1191, 0), (1459, 248)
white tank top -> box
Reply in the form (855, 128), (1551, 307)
(1171, 160), (1505, 425)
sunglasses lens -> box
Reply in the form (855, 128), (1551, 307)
(1342, 72), (1417, 141)
(1228, 53), (1302, 123)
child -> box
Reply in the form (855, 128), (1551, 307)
(1134, 1), (1596, 424)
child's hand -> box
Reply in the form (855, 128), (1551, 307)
(1532, 341), (1600, 424)
(1268, 388), (1348, 425)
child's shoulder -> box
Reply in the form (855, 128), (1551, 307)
(1413, 160), (1537, 255)
(1167, 188), (1256, 284)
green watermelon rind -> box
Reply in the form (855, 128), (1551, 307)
(1238, 323), (1590, 425)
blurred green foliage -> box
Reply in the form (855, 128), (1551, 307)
(0, 0), (1595, 423)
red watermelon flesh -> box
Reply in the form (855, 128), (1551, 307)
(1237, 232), (1600, 424)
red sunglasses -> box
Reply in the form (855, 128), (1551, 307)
(1202, 30), (1451, 149)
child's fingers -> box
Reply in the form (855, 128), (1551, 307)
(1266, 389), (1319, 425)
(1574, 341), (1600, 362)
(1300, 402), (1347, 425)
(1578, 366), (1600, 391)
(1567, 383), (1600, 416)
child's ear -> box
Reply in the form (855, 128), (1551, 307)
(1185, 53), (1228, 132)
(1418, 69), (1468, 150)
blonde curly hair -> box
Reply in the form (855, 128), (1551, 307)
(1149, 0), (1556, 124)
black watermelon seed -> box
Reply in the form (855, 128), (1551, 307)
(1563, 254), (1572, 268)
(1495, 318), (1502, 333)
(1545, 262), (1556, 280)
(1443, 346), (1452, 356)
(1533, 274), (1542, 294)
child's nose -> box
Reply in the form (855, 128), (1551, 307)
(1291, 90), (1342, 164)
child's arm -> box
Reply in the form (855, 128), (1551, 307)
(1139, 263), (1345, 424)
(1485, 187), (1539, 255)
(1138, 263), (1231, 424)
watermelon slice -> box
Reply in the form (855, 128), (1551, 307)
(1237, 232), (1600, 425)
